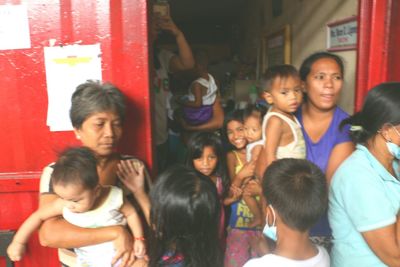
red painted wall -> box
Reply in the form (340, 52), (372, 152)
(355, 0), (400, 110)
(387, 0), (400, 81)
(0, 0), (151, 266)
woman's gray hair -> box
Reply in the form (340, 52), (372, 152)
(70, 81), (126, 129)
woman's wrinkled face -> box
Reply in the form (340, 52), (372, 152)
(74, 111), (123, 157)
(304, 58), (343, 111)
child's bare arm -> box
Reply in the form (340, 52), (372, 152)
(183, 83), (204, 108)
(7, 198), (64, 261)
(250, 145), (263, 162)
(120, 199), (146, 258)
(255, 116), (283, 178)
(224, 185), (243, 205)
(227, 151), (256, 188)
(226, 151), (237, 183)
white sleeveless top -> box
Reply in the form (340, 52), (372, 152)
(186, 73), (217, 105)
(262, 111), (306, 159)
(63, 186), (126, 267)
(246, 139), (265, 162)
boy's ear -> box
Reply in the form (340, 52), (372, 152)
(262, 91), (274, 105)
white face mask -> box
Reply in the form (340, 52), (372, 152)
(262, 205), (277, 241)
(386, 125), (400, 159)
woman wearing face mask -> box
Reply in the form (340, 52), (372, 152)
(329, 82), (400, 267)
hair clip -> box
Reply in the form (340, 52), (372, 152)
(350, 125), (363, 132)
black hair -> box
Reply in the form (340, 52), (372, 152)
(223, 109), (244, 151)
(51, 147), (99, 190)
(148, 165), (222, 267)
(260, 64), (300, 92)
(299, 51), (344, 81)
(340, 82), (400, 144)
(263, 158), (327, 232)
(186, 132), (229, 198)
(194, 50), (209, 67)
(70, 81), (126, 129)
(242, 104), (267, 124)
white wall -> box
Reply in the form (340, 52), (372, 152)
(240, 0), (358, 113)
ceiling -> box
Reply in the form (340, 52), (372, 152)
(159, 0), (247, 44)
(169, 0), (247, 23)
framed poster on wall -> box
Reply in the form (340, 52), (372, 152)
(327, 16), (357, 51)
(260, 25), (291, 74)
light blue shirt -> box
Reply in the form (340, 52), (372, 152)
(329, 144), (400, 267)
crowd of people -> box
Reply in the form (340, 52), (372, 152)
(6, 11), (400, 267)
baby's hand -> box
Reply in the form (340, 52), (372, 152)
(243, 179), (262, 197)
(7, 241), (26, 261)
(118, 160), (145, 194)
(134, 239), (146, 258)
(238, 161), (256, 181)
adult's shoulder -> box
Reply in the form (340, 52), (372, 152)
(334, 106), (351, 120)
(332, 106), (352, 143)
(331, 146), (375, 189)
(243, 254), (275, 267)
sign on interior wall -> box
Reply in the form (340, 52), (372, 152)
(327, 16), (357, 51)
(0, 4), (31, 50)
(260, 25), (291, 73)
(44, 44), (102, 131)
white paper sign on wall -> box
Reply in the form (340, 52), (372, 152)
(0, 5), (31, 50)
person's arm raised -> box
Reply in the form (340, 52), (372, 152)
(158, 15), (194, 72)
(118, 160), (151, 224)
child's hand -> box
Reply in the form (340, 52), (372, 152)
(134, 239), (146, 258)
(230, 185), (243, 201)
(7, 241), (26, 261)
(118, 160), (145, 194)
(243, 179), (262, 197)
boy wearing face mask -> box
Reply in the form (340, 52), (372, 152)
(244, 158), (330, 267)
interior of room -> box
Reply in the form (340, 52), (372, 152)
(156, 0), (358, 114)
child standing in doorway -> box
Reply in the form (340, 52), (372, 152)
(7, 147), (146, 266)
(255, 64), (306, 178)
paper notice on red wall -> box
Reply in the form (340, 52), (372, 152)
(0, 4), (31, 50)
(44, 44), (102, 131)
